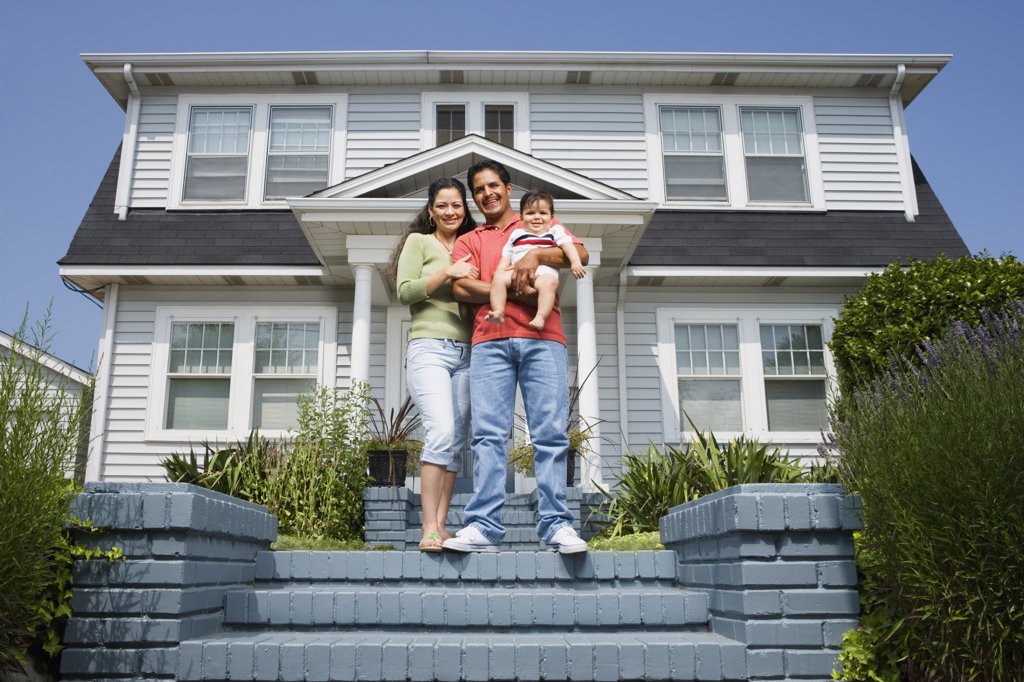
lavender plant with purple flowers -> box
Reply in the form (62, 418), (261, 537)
(833, 300), (1024, 680)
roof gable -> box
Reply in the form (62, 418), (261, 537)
(311, 135), (638, 201)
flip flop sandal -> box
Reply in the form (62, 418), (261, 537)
(419, 531), (443, 553)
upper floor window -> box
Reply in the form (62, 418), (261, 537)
(183, 107), (252, 201)
(644, 94), (823, 209)
(422, 93), (530, 152)
(264, 106), (332, 200)
(169, 95), (347, 210)
(741, 108), (808, 203)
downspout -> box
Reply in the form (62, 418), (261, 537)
(114, 64), (142, 221)
(616, 270), (629, 456)
(84, 282), (119, 482)
(888, 63), (918, 222)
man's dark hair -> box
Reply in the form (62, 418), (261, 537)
(520, 190), (555, 215)
(466, 159), (512, 191)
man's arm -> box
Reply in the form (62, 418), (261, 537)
(511, 243), (590, 294)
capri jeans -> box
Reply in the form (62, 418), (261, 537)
(405, 338), (471, 472)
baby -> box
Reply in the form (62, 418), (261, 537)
(486, 190), (586, 330)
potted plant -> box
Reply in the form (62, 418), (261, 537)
(365, 395), (422, 486)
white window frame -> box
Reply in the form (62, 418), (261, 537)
(656, 305), (837, 444)
(644, 94), (825, 211)
(168, 94), (348, 210)
(420, 93), (530, 152)
(146, 305), (337, 442)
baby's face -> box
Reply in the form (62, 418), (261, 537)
(521, 201), (554, 234)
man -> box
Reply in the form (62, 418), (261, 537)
(442, 160), (589, 554)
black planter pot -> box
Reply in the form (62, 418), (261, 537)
(367, 449), (408, 486)
(567, 448), (576, 487)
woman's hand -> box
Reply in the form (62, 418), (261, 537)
(446, 254), (478, 280)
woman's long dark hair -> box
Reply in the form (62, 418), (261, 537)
(387, 177), (477, 278)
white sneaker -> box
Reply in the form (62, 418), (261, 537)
(548, 526), (588, 554)
(442, 525), (499, 553)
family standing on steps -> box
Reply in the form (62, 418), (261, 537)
(391, 159), (589, 555)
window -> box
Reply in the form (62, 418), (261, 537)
(170, 95), (346, 209)
(422, 94), (530, 152)
(264, 106), (332, 200)
(657, 306), (836, 442)
(252, 322), (320, 429)
(183, 107), (252, 201)
(148, 307), (337, 440)
(741, 108), (808, 203)
(644, 94), (823, 209)
(436, 105), (466, 145)
(675, 324), (742, 431)
(659, 107), (727, 201)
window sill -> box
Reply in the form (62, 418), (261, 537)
(659, 201), (825, 213)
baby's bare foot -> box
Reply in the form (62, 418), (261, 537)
(529, 315), (546, 330)
(485, 310), (505, 324)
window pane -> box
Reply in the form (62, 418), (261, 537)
(255, 322), (320, 374)
(253, 378), (316, 430)
(664, 156), (727, 200)
(265, 154), (329, 199)
(680, 379), (742, 432)
(747, 157), (808, 202)
(484, 105), (515, 147)
(436, 105), (466, 145)
(765, 379), (828, 431)
(170, 323), (233, 373)
(269, 107), (331, 153)
(676, 324), (740, 377)
(166, 378), (230, 429)
(184, 156), (248, 201)
(188, 107), (251, 154)
(761, 324), (825, 377)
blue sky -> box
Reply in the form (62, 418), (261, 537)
(2, 0), (1021, 367)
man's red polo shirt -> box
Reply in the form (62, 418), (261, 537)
(452, 214), (582, 347)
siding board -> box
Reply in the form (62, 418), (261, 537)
(130, 96), (176, 207)
(345, 93), (421, 178)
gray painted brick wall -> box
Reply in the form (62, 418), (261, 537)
(661, 484), (862, 681)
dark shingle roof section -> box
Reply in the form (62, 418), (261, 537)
(631, 160), (967, 267)
(59, 147), (321, 266)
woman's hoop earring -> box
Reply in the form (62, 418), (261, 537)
(428, 215), (435, 228)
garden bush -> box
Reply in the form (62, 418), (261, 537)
(162, 383), (371, 541)
(833, 301), (1024, 680)
(597, 429), (824, 538)
(0, 316), (94, 672)
(829, 253), (1024, 394)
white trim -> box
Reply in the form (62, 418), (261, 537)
(86, 283), (118, 481)
(145, 305), (337, 442)
(114, 88), (141, 219)
(420, 92), (530, 153)
(628, 265), (883, 279)
(889, 92), (919, 221)
(166, 93), (348, 211)
(643, 93), (825, 210)
(655, 304), (838, 444)
(385, 306), (412, 415)
(0, 332), (92, 386)
(59, 265), (329, 278)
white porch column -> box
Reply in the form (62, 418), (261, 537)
(350, 263), (374, 385)
(575, 240), (605, 491)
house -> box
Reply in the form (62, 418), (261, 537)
(1, 330), (93, 480)
(59, 51), (967, 490)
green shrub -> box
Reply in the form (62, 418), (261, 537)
(0, 315), (94, 672)
(833, 302), (1024, 680)
(829, 254), (1024, 394)
(598, 430), (813, 538)
(162, 383), (371, 542)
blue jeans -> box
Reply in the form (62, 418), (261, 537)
(405, 338), (471, 472)
(463, 338), (574, 543)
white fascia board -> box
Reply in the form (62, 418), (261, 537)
(290, 198), (423, 223)
(0, 332), (92, 385)
(59, 265), (328, 278)
(627, 266), (883, 278)
(312, 135), (636, 201)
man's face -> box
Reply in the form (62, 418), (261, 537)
(470, 168), (513, 223)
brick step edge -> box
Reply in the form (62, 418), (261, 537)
(256, 550), (677, 582)
(223, 588), (710, 628)
(176, 631), (747, 681)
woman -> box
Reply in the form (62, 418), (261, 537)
(391, 177), (478, 552)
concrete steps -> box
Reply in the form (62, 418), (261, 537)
(177, 549), (750, 681)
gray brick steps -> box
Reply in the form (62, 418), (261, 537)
(177, 631), (748, 681)
(223, 586), (710, 629)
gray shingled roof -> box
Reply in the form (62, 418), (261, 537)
(631, 160), (967, 267)
(59, 147), (320, 266)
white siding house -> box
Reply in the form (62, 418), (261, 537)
(60, 51), (967, 487)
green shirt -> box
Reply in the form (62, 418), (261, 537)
(396, 233), (472, 342)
